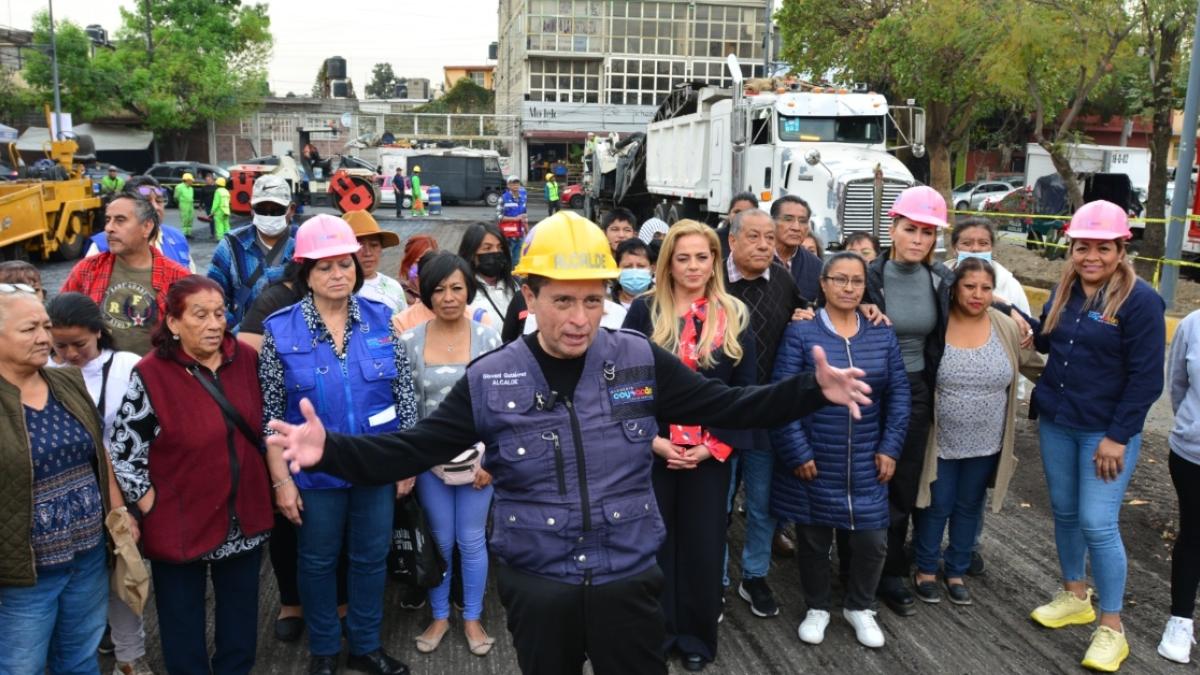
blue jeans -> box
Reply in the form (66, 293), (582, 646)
(914, 454), (999, 578)
(416, 472), (493, 621)
(153, 548), (261, 675)
(739, 447), (776, 579)
(298, 485), (393, 656)
(0, 543), (107, 675)
(1039, 420), (1142, 614)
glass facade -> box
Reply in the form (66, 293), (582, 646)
(523, 1), (767, 108)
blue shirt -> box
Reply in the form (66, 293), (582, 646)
(206, 223), (297, 330)
(1032, 278), (1165, 444)
(91, 225), (192, 269)
(27, 393), (104, 569)
(500, 187), (527, 219)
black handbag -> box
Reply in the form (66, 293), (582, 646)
(387, 494), (446, 589)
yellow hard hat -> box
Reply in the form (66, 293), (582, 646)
(412, 165), (421, 173)
(215, 177), (226, 187)
(545, 173), (555, 181)
(181, 172), (194, 182)
(513, 211), (618, 281)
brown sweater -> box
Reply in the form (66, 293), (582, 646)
(0, 367), (109, 587)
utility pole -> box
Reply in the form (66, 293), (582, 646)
(763, 0), (772, 75)
(143, 0), (153, 61)
(1160, 0), (1200, 309)
(47, 0), (62, 140)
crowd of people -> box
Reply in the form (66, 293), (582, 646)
(0, 171), (1191, 675)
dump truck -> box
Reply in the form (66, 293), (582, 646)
(584, 57), (926, 250)
(0, 135), (102, 261)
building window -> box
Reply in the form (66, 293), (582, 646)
(607, 2), (688, 56)
(469, 71), (488, 86)
(693, 5), (765, 62)
(527, 0), (603, 53)
(606, 57), (687, 107)
(528, 58), (600, 103)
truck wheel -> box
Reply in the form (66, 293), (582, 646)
(569, 195), (584, 209)
(667, 204), (682, 225)
(52, 213), (88, 261)
(485, 191), (500, 207)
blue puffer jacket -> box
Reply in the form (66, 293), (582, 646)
(769, 310), (911, 530)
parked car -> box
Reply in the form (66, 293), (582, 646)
(982, 185), (1035, 234)
(144, 161), (229, 207)
(560, 183), (584, 209)
(952, 180), (1017, 212)
(82, 163), (132, 185)
(0, 160), (17, 181)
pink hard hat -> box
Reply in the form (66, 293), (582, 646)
(888, 185), (949, 229)
(1065, 200), (1132, 241)
(293, 214), (362, 261)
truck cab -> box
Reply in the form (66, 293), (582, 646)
(643, 83), (922, 251)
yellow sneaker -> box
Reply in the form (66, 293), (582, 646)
(1031, 589), (1096, 628)
(1081, 626), (1129, 672)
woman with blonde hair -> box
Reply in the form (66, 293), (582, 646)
(622, 219), (752, 672)
(1026, 200), (1165, 672)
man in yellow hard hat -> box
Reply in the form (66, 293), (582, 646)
(265, 211), (872, 675)
(174, 172), (195, 238)
(211, 176), (231, 238)
(544, 172), (560, 218)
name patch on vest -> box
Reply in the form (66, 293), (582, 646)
(607, 365), (655, 420)
(366, 334), (394, 350)
(483, 371), (528, 386)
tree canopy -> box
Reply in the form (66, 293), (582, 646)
(24, 0), (272, 151)
(365, 63), (398, 99)
(416, 78), (494, 114)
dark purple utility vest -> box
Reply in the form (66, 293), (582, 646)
(469, 328), (662, 585)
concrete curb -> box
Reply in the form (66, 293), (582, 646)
(1023, 285), (1181, 343)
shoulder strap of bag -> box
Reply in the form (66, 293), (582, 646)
(96, 353), (115, 418)
(243, 233), (289, 291)
(188, 365), (262, 450)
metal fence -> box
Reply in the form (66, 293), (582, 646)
(212, 111), (521, 166)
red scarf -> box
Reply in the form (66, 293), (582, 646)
(670, 299), (733, 460)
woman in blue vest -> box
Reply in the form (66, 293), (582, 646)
(771, 251), (910, 650)
(259, 214), (419, 675)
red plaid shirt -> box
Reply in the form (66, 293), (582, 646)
(61, 251), (190, 322)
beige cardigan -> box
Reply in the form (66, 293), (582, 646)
(916, 308), (1045, 513)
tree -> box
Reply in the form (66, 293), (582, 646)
(775, 0), (1015, 197)
(991, 0), (1136, 209)
(415, 78), (494, 114)
(24, 12), (116, 121)
(0, 73), (37, 126)
(365, 63), (398, 99)
(1134, 0), (1193, 270)
(24, 1), (273, 157)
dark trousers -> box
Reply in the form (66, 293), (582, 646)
(883, 372), (932, 579)
(797, 525), (886, 611)
(548, 201), (560, 217)
(268, 513), (348, 608)
(652, 457), (731, 662)
(152, 548), (261, 675)
(1171, 451), (1200, 617)
(496, 563), (667, 675)
(395, 193), (405, 218)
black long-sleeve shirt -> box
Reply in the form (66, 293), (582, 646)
(313, 332), (832, 484)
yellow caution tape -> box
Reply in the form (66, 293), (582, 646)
(1000, 234), (1200, 289)
(950, 208), (1200, 224)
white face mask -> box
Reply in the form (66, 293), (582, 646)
(254, 213), (288, 237)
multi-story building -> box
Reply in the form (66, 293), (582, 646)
(496, 0), (768, 181)
(445, 65), (496, 91)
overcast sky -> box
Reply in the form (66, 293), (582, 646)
(4, 0), (499, 95)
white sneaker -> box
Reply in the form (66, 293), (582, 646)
(1158, 616), (1196, 664)
(844, 608), (885, 648)
(797, 609), (830, 645)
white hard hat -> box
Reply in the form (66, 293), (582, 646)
(507, 175), (521, 183)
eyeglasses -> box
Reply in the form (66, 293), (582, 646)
(136, 186), (168, 201)
(822, 275), (866, 289)
(0, 283), (36, 294)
